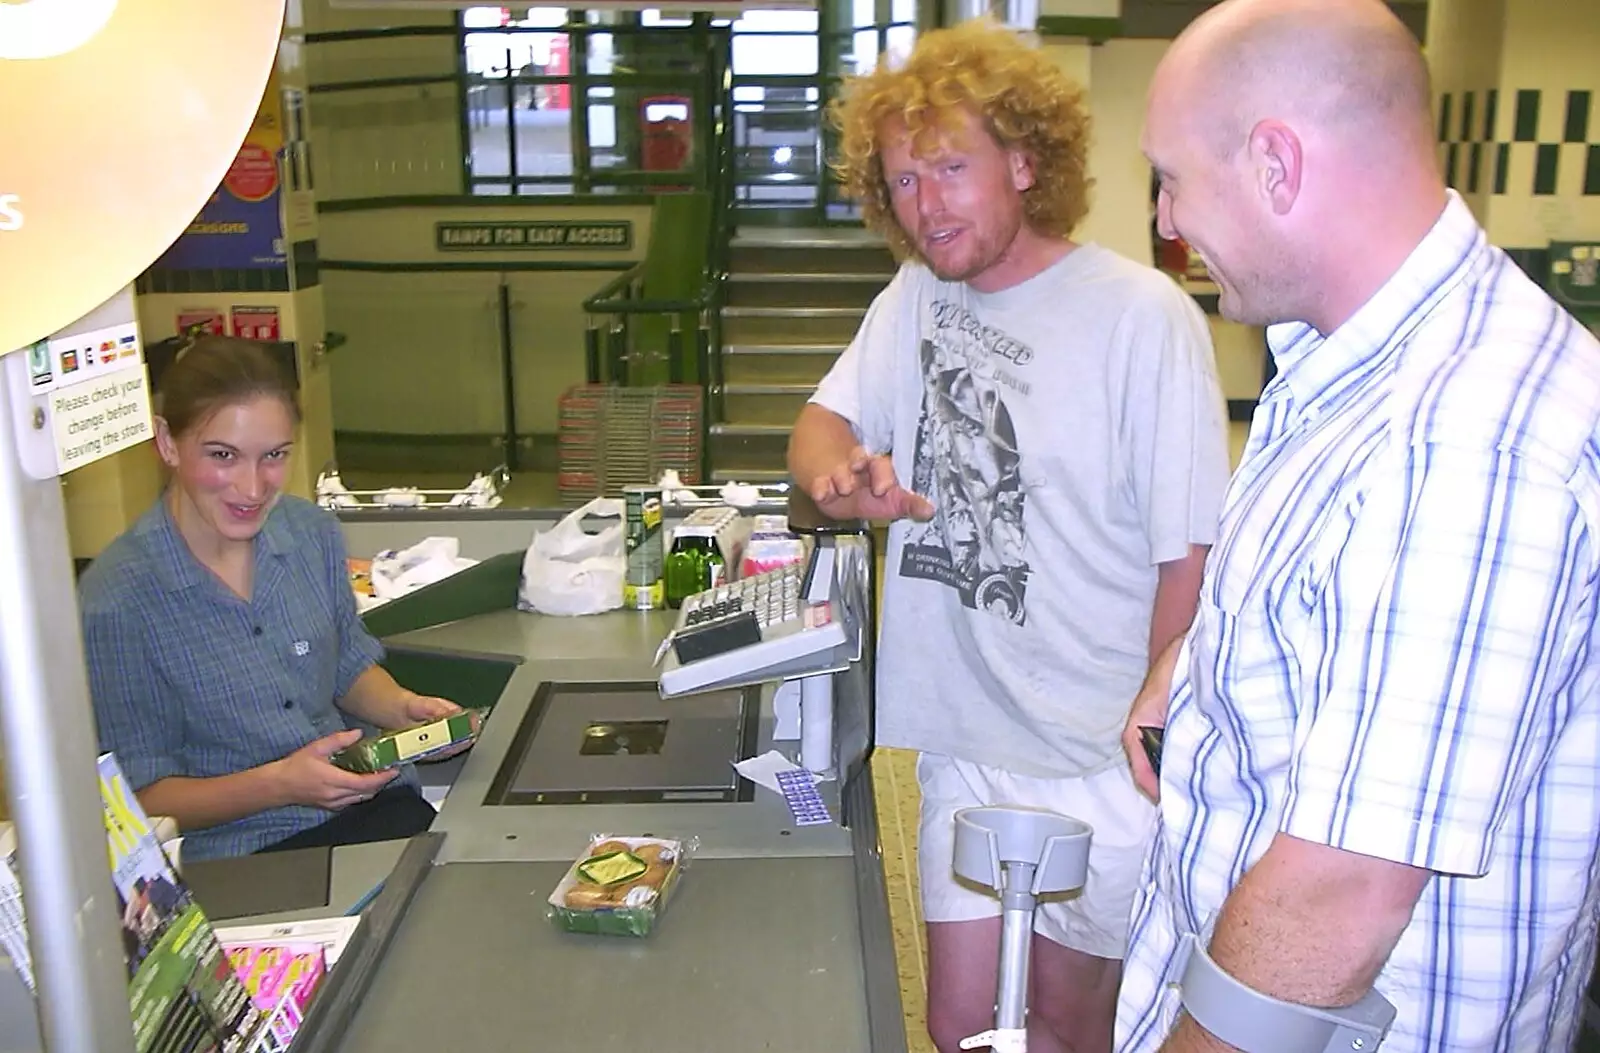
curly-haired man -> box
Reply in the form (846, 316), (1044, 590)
(787, 19), (1232, 1053)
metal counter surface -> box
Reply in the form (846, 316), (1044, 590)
(331, 858), (871, 1053)
(392, 608), (857, 865)
(325, 601), (905, 1052)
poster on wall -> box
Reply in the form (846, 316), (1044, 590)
(150, 67), (287, 272)
(230, 305), (281, 342)
(175, 308), (226, 339)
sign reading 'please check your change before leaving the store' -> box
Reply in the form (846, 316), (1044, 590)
(435, 221), (633, 252)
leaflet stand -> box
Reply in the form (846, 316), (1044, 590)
(951, 806), (1092, 1053)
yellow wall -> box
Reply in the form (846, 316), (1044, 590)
(304, 5), (462, 201)
(1424, 0), (1506, 222)
(1078, 38), (1169, 269)
(1067, 35), (1269, 422)
(1486, 0), (1600, 246)
(62, 447), (164, 561)
(1429, 0), (1600, 247)
(316, 203), (654, 437)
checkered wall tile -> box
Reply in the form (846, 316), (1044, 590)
(1438, 88), (1600, 197)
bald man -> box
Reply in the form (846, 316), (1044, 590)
(1114, 1), (1600, 1051)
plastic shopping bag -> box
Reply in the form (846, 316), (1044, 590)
(518, 497), (627, 616)
(369, 536), (478, 602)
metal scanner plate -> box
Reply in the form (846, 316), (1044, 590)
(483, 680), (758, 805)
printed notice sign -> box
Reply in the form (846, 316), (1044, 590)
(20, 319), (155, 473)
(50, 364), (153, 472)
(434, 220), (633, 252)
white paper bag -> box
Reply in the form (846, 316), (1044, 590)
(518, 497), (626, 616)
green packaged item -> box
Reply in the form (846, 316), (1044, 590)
(331, 710), (483, 774)
(547, 835), (696, 938)
(576, 850), (647, 886)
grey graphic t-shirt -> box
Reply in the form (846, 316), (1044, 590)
(811, 246), (1230, 778)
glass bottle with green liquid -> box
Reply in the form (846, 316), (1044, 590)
(664, 528), (725, 608)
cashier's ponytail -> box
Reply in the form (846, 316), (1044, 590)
(156, 335), (301, 438)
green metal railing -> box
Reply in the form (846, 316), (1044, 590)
(579, 54), (734, 484)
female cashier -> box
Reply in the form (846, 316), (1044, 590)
(78, 336), (462, 861)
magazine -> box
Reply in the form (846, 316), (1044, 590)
(98, 753), (266, 1053)
(0, 823), (33, 993)
(0, 758), (355, 1053)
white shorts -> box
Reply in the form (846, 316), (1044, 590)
(916, 751), (1156, 960)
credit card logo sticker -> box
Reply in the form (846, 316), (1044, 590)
(27, 342), (51, 386)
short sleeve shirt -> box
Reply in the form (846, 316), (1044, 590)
(1115, 192), (1600, 1052)
(810, 245), (1231, 777)
(78, 494), (411, 860)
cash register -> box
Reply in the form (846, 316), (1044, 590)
(656, 504), (874, 795)
(656, 533), (863, 696)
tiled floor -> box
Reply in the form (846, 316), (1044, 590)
(871, 746), (936, 1053)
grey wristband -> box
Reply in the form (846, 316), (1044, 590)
(1177, 930), (1396, 1053)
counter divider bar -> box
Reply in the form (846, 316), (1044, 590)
(848, 772), (911, 1053)
(290, 832), (445, 1053)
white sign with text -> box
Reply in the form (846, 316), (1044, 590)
(4, 288), (154, 480)
(49, 364), (153, 472)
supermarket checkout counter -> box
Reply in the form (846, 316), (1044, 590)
(210, 495), (902, 1053)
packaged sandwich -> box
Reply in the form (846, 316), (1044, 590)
(546, 834), (696, 938)
(330, 709), (484, 773)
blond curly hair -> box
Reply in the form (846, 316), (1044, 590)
(828, 19), (1093, 260)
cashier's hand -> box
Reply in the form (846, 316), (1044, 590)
(1121, 639), (1182, 803)
(399, 693), (462, 724)
(397, 694), (478, 764)
(273, 730), (397, 812)
(808, 446), (934, 523)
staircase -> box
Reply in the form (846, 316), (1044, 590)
(710, 228), (899, 483)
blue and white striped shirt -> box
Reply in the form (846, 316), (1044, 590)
(1116, 192), (1600, 1052)
(79, 495), (410, 861)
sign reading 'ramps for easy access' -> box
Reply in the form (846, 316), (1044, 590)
(435, 221), (634, 252)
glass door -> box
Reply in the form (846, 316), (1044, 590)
(729, 0), (919, 225)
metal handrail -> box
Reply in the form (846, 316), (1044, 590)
(580, 265), (644, 311)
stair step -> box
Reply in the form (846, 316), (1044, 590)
(729, 271), (892, 283)
(729, 239), (898, 276)
(721, 306), (866, 318)
(732, 230), (886, 249)
(720, 387), (812, 426)
(708, 425), (790, 475)
(723, 272), (889, 309)
(721, 309), (864, 346)
(721, 345), (842, 384)
(721, 382), (817, 395)
(721, 348), (842, 385)
(710, 467), (791, 484)
(711, 422), (793, 437)
(723, 343), (847, 356)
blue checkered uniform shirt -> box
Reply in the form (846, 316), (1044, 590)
(1117, 192), (1600, 1052)
(79, 494), (412, 861)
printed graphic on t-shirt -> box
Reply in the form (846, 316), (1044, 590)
(902, 300), (1032, 625)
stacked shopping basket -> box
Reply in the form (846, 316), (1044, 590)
(555, 384), (704, 505)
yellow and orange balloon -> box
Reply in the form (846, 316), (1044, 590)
(0, 0), (287, 353)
